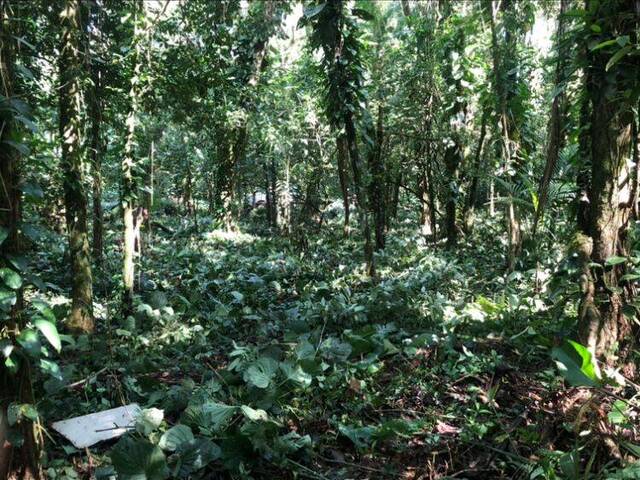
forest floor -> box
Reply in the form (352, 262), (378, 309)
(38, 213), (639, 479)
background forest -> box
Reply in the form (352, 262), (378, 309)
(1, 0), (640, 478)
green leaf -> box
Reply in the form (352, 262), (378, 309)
(136, 408), (164, 436)
(606, 45), (633, 72)
(551, 340), (601, 387)
(243, 357), (278, 389)
(111, 437), (169, 480)
(605, 255), (627, 266)
(0, 289), (17, 312)
(182, 402), (237, 433)
(39, 359), (63, 380)
(20, 181), (43, 200)
(304, 2), (326, 19)
(608, 400), (628, 425)
(280, 361), (312, 387)
(16, 329), (41, 357)
(0, 227), (8, 245)
(0, 268), (22, 289)
(34, 319), (61, 352)
(173, 438), (220, 477)
(159, 425), (194, 451)
(240, 405), (269, 422)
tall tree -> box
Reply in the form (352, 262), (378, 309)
(484, 0), (529, 271)
(122, 0), (144, 314)
(305, 0), (376, 275)
(533, 0), (570, 234)
(440, 0), (467, 247)
(59, 0), (94, 332)
(578, 0), (640, 358)
(88, 2), (105, 264)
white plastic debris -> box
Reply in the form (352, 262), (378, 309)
(52, 403), (141, 448)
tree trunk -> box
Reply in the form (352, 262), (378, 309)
(463, 107), (488, 234)
(344, 115), (375, 276)
(59, 0), (94, 332)
(122, 0), (144, 315)
(1, 2), (42, 477)
(368, 105), (386, 250)
(336, 135), (351, 236)
(88, 3), (104, 266)
(486, 0), (523, 271)
(578, 0), (639, 358)
(533, 0), (569, 235)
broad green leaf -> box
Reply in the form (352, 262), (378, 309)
(34, 319), (61, 352)
(17, 329), (41, 357)
(182, 402), (237, 433)
(0, 268), (22, 289)
(243, 357), (278, 389)
(608, 400), (628, 425)
(240, 405), (269, 422)
(0, 289), (17, 312)
(551, 340), (601, 387)
(606, 45), (633, 72)
(173, 438), (220, 477)
(159, 425), (194, 451)
(0, 227), (8, 245)
(20, 181), (43, 200)
(304, 2), (326, 18)
(605, 255), (627, 266)
(111, 437), (169, 480)
(136, 408), (164, 436)
(280, 361), (312, 387)
(39, 359), (63, 380)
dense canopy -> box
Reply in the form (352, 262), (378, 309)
(1, 0), (640, 479)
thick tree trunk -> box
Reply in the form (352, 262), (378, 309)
(579, 0), (639, 358)
(1, 2), (42, 477)
(60, 0), (94, 332)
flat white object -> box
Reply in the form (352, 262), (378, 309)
(51, 403), (141, 448)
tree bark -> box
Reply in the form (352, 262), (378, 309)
(578, 0), (639, 358)
(122, 0), (144, 315)
(1, 1), (42, 477)
(533, 0), (569, 235)
(336, 135), (351, 236)
(345, 114), (375, 276)
(59, 0), (94, 332)
(368, 105), (386, 250)
(463, 106), (488, 234)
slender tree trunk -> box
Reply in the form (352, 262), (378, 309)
(122, 0), (144, 315)
(578, 0), (639, 358)
(88, 3), (104, 266)
(533, 0), (569, 235)
(90, 63), (104, 265)
(368, 105), (385, 250)
(60, 0), (94, 332)
(336, 135), (351, 236)
(463, 107), (488, 233)
(345, 115), (375, 276)
(418, 173), (433, 237)
(486, 0), (523, 271)
(577, 78), (592, 234)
